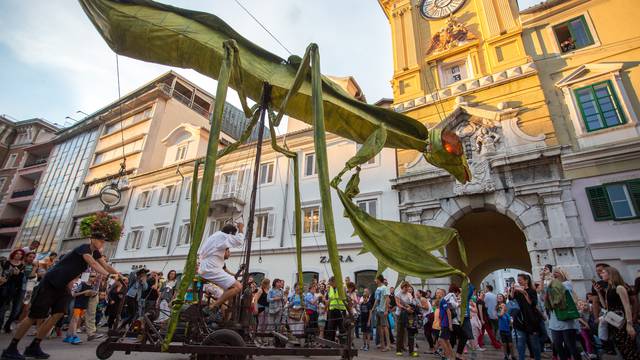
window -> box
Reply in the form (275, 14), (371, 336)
(4, 154), (17, 168)
(184, 178), (192, 199)
(84, 178), (129, 198)
(259, 162), (274, 185)
(296, 272), (319, 286)
(158, 184), (177, 205)
(303, 206), (322, 234)
(440, 60), (469, 86)
(93, 138), (144, 165)
(0, 177), (5, 191)
(104, 108), (153, 135)
(355, 144), (376, 165)
(553, 16), (594, 53)
(357, 199), (378, 218)
(148, 226), (170, 248)
(575, 81), (626, 132)
(125, 230), (144, 250)
(175, 144), (189, 162)
(177, 223), (191, 246)
(208, 219), (226, 236)
(304, 153), (316, 176)
(586, 179), (640, 221)
(249, 272), (265, 285)
(255, 213), (275, 238)
(355, 270), (377, 295)
(214, 169), (249, 199)
(135, 190), (153, 209)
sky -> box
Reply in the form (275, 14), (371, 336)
(0, 0), (541, 129)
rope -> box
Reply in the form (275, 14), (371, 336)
(232, 0), (293, 56)
(115, 54), (128, 182)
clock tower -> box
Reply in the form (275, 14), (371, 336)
(378, 1), (594, 294)
(378, 0), (528, 105)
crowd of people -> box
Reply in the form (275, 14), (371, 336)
(1, 222), (640, 360)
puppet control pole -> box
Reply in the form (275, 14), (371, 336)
(162, 43), (236, 351)
(239, 83), (271, 300)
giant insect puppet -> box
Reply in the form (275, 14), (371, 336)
(80, 0), (472, 355)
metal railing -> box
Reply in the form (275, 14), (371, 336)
(23, 158), (47, 168)
(157, 83), (211, 118)
(212, 184), (245, 201)
(11, 188), (35, 198)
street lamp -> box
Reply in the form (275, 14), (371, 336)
(99, 183), (121, 210)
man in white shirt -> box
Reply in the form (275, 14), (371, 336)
(198, 223), (244, 310)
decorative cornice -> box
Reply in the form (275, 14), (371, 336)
(561, 138), (640, 172)
(393, 62), (537, 113)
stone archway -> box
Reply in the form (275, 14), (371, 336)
(445, 210), (532, 286)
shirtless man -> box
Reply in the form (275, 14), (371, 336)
(197, 223), (244, 311)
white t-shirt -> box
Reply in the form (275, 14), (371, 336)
(197, 231), (244, 275)
(395, 289), (413, 316)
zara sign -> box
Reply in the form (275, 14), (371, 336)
(320, 255), (354, 264)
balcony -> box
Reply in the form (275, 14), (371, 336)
(210, 185), (245, 215)
(0, 218), (22, 237)
(158, 83), (211, 118)
(23, 158), (47, 168)
(11, 188), (35, 198)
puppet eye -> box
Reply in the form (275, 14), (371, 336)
(441, 131), (463, 156)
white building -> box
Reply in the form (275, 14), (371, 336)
(111, 78), (401, 291)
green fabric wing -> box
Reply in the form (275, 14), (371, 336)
(78, 0), (429, 151)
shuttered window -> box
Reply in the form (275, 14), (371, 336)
(586, 179), (640, 221)
(575, 81), (626, 132)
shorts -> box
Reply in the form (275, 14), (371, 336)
(73, 308), (87, 318)
(375, 311), (389, 328)
(199, 269), (236, 290)
(500, 330), (512, 343)
(29, 279), (72, 319)
(439, 327), (451, 340)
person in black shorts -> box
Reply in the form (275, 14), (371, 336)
(1, 212), (122, 360)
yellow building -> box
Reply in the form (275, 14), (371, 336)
(521, 0), (640, 281)
(379, 0), (594, 291)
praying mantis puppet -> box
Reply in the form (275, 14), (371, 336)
(79, 0), (472, 349)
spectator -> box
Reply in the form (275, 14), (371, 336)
(544, 268), (580, 360)
(359, 288), (372, 351)
(267, 279), (284, 332)
(395, 281), (413, 355)
(404, 286), (420, 357)
(17, 252), (38, 323)
(96, 291), (108, 327)
(318, 292), (327, 338)
(107, 277), (127, 329)
(497, 294), (515, 359)
(509, 273), (543, 360)
(255, 278), (270, 333)
(1, 249), (26, 333)
(157, 270), (178, 322)
(419, 289), (436, 353)
(286, 284), (305, 340)
(304, 283), (319, 337)
(371, 274), (391, 352)
(21, 241), (40, 255)
(64, 273), (98, 344)
(483, 284), (502, 349)
(436, 288), (455, 360)
(595, 266), (639, 359)
(38, 252), (57, 271)
(576, 299), (596, 358)
(120, 268), (149, 329)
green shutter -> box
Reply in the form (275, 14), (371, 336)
(586, 186), (613, 221)
(626, 179), (640, 215)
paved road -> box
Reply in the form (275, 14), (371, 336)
(0, 331), (516, 360)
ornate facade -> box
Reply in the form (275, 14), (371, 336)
(379, 0), (595, 294)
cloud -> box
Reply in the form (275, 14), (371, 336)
(0, 0), (394, 124)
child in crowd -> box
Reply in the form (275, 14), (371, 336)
(497, 295), (515, 360)
(64, 274), (98, 344)
(359, 289), (372, 351)
(577, 299), (596, 358)
(318, 294), (327, 338)
(96, 291), (108, 327)
(406, 302), (420, 357)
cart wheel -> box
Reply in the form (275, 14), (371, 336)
(96, 340), (114, 360)
(199, 329), (246, 360)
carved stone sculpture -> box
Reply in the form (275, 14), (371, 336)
(426, 17), (477, 55)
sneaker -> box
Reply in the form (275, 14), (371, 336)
(1, 348), (25, 360)
(62, 336), (72, 343)
(411, 352), (419, 357)
(364, 345), (369, 352)
(396, 352), (404, 356)
(87, 334), (105, 341)
(23, 344), (49, 359)
(69, 336), (82, 345)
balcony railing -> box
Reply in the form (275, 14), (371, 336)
(0, 218), (23, 228)
(23, 158), (47, 168)
(158, 83), (211, 118)
(11, 189), (35, 198)
(212, 184), (245, 201)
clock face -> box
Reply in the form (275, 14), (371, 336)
(420, 0), (466, 20)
